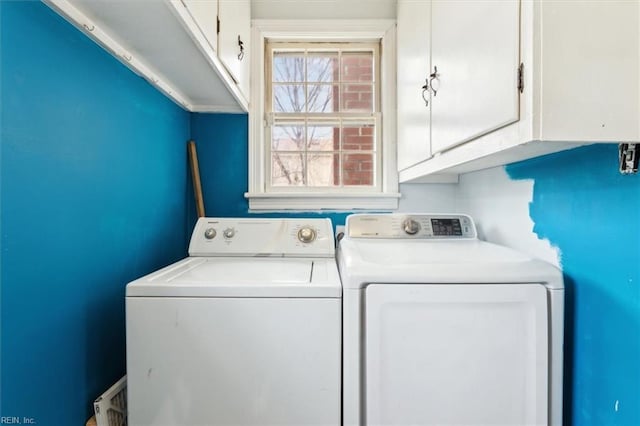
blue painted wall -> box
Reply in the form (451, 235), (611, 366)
(189, 113), (350, 228)
(506, 144), (640, 426)
(1, 2), (190, 424)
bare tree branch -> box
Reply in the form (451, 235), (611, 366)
(272, 53), (337, 186)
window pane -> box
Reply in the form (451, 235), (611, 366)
(267, 43), (380, 191)
(307, 54), (338, 82)
(341, 52), (374, 82)
(342, 125), (374, 151)
(272, 126), (305, 151)
(273, 54), (305, 82)
(307, 153), (336, 186)
(307, 84), (338, 113)
(341, 84), (373, 112)
(274, 84), (305, 112)
(271, 153), (306, 186)
(342, 153), (374, 186)
(307, 126), (339, 151)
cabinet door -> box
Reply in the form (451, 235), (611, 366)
(397, 0), (432, 171)
(182, 0), (218, 52)
(218, 0), (250, 100)
(430, 0), (520, 155)
(540, 0), (640, 142)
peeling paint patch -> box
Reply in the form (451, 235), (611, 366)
(457, 166), (561, 267)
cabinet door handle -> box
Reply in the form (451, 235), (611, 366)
(421, 77), (430, 107)
(237, 36), (245, 61)
(429, 66), (439, 97)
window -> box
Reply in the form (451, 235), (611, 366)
(246, 20), (399, 210)
(267, 42), (380, 189)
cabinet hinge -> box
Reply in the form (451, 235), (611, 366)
(217, 16), (220, 34)
(517, 63), (524, 94)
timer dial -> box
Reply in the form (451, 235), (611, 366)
(297, 227), (317, 243)
(223, 228), (236, 239)
(402, 218), (421, 235)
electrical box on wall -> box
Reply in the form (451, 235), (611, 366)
(619, 143), (638, 174)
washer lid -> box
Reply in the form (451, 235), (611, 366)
(126, 257), (341, 298)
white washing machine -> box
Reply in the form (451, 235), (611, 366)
(337, 213), (564, 426)
(126, 217), (341, 426)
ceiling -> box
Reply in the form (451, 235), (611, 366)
(251, 0), (397, 19)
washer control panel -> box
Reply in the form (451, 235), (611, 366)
(189, 218), (334, 257)
(346, 214), (477, 239)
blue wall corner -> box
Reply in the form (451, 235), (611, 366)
(1, 2), (190, 423)
(189, 113), (251, 219)
(506, 144), (640, 426)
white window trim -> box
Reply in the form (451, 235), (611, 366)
(245, 19), (399, 211)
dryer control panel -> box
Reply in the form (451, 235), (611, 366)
(189, 217), (335, 257)
(346, 214), (477, 239)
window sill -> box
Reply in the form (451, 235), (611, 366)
(245, 192), (401, 211)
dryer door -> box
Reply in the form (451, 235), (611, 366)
(365, 283), (548, 426)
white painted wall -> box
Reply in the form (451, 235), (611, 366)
(395, 168), (560, 267)
(397, 170), (562, 267)
(398, 183), (458, 213)
(456, 167), (560, 267)
(251, 0), (397, 19)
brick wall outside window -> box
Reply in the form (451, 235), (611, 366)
(334, 56), (374, 186)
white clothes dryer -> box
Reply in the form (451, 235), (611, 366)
(337, 213), (564, 426)
(126, 218), (341, 426)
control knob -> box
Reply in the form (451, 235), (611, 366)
(204, 228), (217, 239)
(297, 227), (317, 243)
(402, 218), (421, 235)
(223, 228), (236, 239)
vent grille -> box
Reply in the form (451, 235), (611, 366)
(94, 376), (127, 426)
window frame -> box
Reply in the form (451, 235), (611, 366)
(246, 19), (399, 211)
(267, 41), (381, 192)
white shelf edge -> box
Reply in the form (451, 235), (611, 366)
(43, 0), (195, 110)
(43, 0), (249, 113)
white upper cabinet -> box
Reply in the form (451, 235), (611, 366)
(218, 0), (251, 101)
(43, 0), (250, 112)
(397, 0), (520, 174)
(182, 0), (218, 53)
(538, 1), (639, 143)
(397, 0), (432, 172)
(397, 0), (640, 182)
(430, 0), (520, 155)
